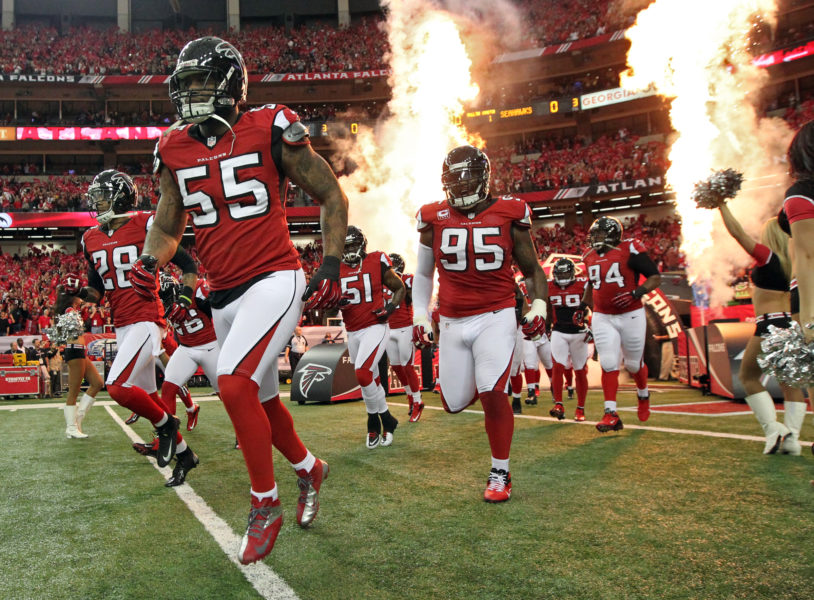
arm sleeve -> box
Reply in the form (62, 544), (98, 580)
(169, 246), (198, 275)
(628, 252), (660, 278)
(412, 243), (435, 319)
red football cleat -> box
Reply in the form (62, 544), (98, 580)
(484, 468), (512, 503)
(132, 436), (159, 457)
(409, 402), (424, 423)
(238, 497), (283, 565)
(596, 410), (623, 433)
(637, 395), (650, 422)
(549, 402), (565, 420)
(125, 412), (139, 425)
(574, 407), (586, 422)
(296, 458), (329, 528)
(186, 404), (200, 431)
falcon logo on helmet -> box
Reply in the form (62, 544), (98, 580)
(86, 170), (138, 225)
(588, 216), (623, 253)
(388, 253), (405, 276)
(342, 225), (367, 267)
(169, 36), (247, 125)
(441, 145), (491, 210)
(552, 258), (576, 287)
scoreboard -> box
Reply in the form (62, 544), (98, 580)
(463, 95), (580, 124)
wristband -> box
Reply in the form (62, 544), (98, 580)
(179, 285), (194, 305)
(321, 255), (341, 277)
(631, 286), (648, 300)
(138, 254), (158, 270)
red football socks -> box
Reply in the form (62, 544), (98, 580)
(480, 390), (514, 460)
(108, 383), (165, 424)
(551, 362), (565, 403)
(261, 394), (308, 465)
(160, 381), (180, 415)
(601, 369), (619, 402)
(574, 367), (588, 407)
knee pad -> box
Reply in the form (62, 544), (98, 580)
(355, 368), (374, 387)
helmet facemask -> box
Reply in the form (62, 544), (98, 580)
(553, 259), (576, 287)
(170, 67), (237, 125)
(588, 217), (623, 253)
(442, 165), (489, 209)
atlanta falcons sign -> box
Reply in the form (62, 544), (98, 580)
(298, 363), (333, 398)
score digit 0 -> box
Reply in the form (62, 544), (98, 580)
(549, 100), (559, 113)
(350, 122), (358, 134)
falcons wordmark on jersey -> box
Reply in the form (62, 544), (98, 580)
(582, 238), (654, 315)
(154, 104), (303, 291)
(82, 212), (165, 328)
(417, 196), (532, 318)
(339, 251), (391, 332)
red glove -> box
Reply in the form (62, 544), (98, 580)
(129, 255), (159, 300)
(611, 291), (637, 310)
(372, 303), (396, 323)
(412, 315), (434, 348)
(166, 302), (191, 327)
(302, 256), (342, 311)
(583, 329), (594, 343)
(61, 273), (81, 296)
(521, 299), (547, 340)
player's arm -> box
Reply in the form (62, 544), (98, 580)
(383, 268), (406, 308)
(511, 225), (547, 304)
(168, 245), (199, 309)
(143, 167), (187, 266)
(78, 247), (104, 304)
(628, 252), (662, 296)
(718, 203), (756, 256)
(413, 230), (435, 319)
(791, 218), (814, 339)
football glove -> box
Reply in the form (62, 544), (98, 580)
(165, 284), (195, 325)
(129, 255), (159, 300)
(412, 315), (434, 348)
(302, 256), (341, 311)
(521, 299), (547, 340)
(583, 328), (594, 344)
(373, 302), (396, 323)
(61, 273), (81, 296)
(611, 288), (645, 310)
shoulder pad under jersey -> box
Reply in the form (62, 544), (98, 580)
(282, 120), (310, 145)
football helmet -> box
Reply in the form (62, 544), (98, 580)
(552, 258), (576, 287)
(159, 272), (180, 311)
(342, 225), (367, 267)
(441, 145), (490, 210)
(588, 216), (623, 252)
(86, 170), (137, 225)
(169, 36), (247, 125)
(389, 253), (405, 275)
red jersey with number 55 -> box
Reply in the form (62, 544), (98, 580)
(583, 238), (648, 315)
(340, 251), (391, 332)
(81, 212), (165, 328)
(174, 280), (217, 347)
(387, 273), (414, 329)
(417, 196), (531, 318)
(548, 277), (588, 333)
(154, 105), (303, 291)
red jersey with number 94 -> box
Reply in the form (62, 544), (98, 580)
(417, 196), (532, 318)
(174, 280), (217, 347)
(81, 212), (165, 328)
(339, 251), (391, 332)
(154, 105), (302, 291)
(582, 238), (648, 315)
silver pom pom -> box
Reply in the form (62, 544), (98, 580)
(691, 168), (744, 209)
(757, 322), (814, 387)
(46, 312), (85, 345)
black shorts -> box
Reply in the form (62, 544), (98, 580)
(754, 312), (792, 337)
(63, 347), (86, 361)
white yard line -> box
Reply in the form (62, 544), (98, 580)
(103, 405), (300, 600)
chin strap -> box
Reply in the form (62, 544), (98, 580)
(208, 113), (237, 156)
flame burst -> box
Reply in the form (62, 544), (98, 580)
(336, 0), (481, 265)
(622, 0), (791, 303)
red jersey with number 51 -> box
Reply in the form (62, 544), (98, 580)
(154, 104), (303, 291)
(81, 212), (165, 328)
(174, 280), (217, 347)
(582, 238), (647, 315)
(340, 251), (391, 332)
(417, 196), (532, 318)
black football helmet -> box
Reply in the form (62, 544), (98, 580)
(389, 253), (405, 275)
(86, 170), (138, 225)
(588, 216), (623, 252)
(552, 258), (576, 287)
(159, 272), (180, 311)
(342, 225), (367, 267)
(441, 145), (491, 210)
(169, 36), (247, 125)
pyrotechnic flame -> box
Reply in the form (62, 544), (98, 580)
(335, 0), (482, 266)
(622, 0), (792, 304)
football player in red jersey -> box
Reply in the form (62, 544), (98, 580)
(137, 37), (347, 565)
(412, 145), (548, 503)
(547, 258), (591, 421)
(385, 253), (425, 422)
(80, 169), (201, 487)
(582, 216), (662, 432)
(338, 226), (405, 448)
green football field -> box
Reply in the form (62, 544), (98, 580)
(1, 385), (813, 600)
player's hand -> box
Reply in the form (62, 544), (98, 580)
(372, 303), (396, 323)
(166, 302), (190, 327)
(61, 273), (81, 296)
(302, 256), (341, 311)
(611, 291), (637, 310)
(129, 255), (159, 300)
(583, 328), (594, 344)
(412, 315), (434, 348)
(521, 299), (547, 340)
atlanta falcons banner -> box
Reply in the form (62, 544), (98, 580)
(0, 212), (98, 228)
(290, 343), (363, 404)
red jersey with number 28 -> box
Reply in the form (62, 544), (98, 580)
(582, 238), (647, 315)
(417, 196), (532, 318)
(548, 277), (588, 333)
(174, 279), (217, 347)
(154, 105), (303, 291)
(82, 212), (165, 328)
(387, 273), (414, 329)
(340, 251), (391, 332)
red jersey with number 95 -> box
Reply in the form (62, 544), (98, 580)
(582, 238), (648, 315)
(154, 104), (303, 291)
(174, 280), (217, 347)
(417, 196), (531, 318)
(82, 212), (165, 328)
(339, 251), (391, 332)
